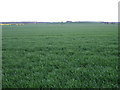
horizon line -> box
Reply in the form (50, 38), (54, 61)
(0, 21), (119, 23)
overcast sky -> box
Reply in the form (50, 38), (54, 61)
(0, 0), (119, 22)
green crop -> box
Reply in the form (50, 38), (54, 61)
(2, 23), (118, 88)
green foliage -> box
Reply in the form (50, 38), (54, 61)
(2, 23), (118, 88)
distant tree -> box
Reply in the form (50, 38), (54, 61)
(110, 22), (115, 24)
(66, 21), (72, 23)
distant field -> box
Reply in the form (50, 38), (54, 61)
(2, 23), (118, 88)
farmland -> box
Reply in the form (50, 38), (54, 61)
(2, 23), (118, 88)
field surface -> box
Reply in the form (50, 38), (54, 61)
(2, 23), (118, 88)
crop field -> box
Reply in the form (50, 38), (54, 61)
(2, 23), (118, 88)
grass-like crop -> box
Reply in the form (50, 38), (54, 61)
(2, 23), (118, 88)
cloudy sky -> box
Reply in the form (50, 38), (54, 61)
(0, 0), (119, 22)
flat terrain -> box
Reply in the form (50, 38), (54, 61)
(2, 23), (118, 88)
